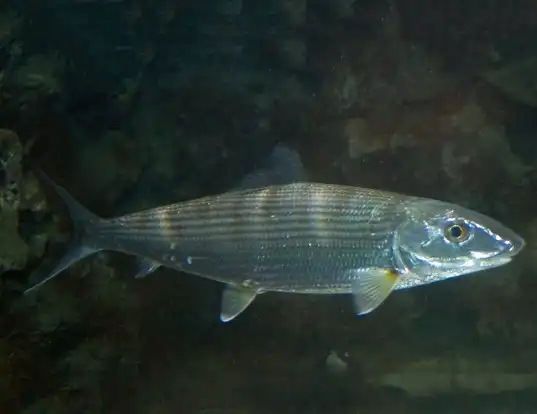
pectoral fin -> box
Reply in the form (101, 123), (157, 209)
(220, 285), (258, 322)
(351, 269), (400, 315)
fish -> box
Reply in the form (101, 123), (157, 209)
(25, 145), (525, 322)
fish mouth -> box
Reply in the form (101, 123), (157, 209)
(481, 235), (525, 268)
(481, 256), (512, 268)
(472, 233), (524, 268)
(507, 234), (526, 256)
(479, 236), (524, 269)
(497, 234), (526, 261)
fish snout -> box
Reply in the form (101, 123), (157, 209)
(504, 232), (525, 257)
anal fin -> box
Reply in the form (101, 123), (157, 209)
(350, 269), (400, 315)
(220, 285), (258, 322)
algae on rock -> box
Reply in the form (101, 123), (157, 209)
(0, 129), (29, 275)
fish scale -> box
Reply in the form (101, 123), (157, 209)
(94, 183), (404, 294)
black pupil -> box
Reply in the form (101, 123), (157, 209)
(449, 225), (463, 239)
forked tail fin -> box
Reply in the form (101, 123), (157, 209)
(24, 171), (104, 294)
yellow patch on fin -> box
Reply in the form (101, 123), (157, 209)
(351, 268), (400, 316)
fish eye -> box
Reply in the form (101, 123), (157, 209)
(444, 222), (470, 243)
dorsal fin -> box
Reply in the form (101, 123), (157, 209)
(237, 143), (306, 190)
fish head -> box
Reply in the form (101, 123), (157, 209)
(394, 199), (525, 285)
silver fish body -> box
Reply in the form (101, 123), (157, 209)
(97, 183), (406, 294)
(27, 175), (524, 322)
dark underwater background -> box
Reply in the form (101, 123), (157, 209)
(2, 0), (537, 413)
